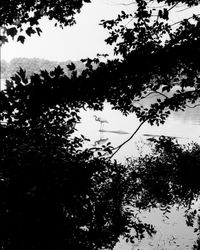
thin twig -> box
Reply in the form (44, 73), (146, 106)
(134, 91), (160, 102)
(133, 90), (168, 104)
(171, 13), (200, 26)
(155, 90), (200, 108)
(168, 2), (180, 12)
(151, 90), (200, 110)
(176, 7), (191, 12)
(108, 88), (199, 159)
(112, 1), (136, 6)
(125, 16), (137, 27)
(154, 90), (169, 98)
(186, 103), (200, 109)
(110, 118), (148, 159)
(147, 4), (168, 9)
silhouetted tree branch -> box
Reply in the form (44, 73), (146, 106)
(110, 119), (148, 158)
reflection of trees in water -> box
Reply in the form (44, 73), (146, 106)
(172, 106), (200, 125)
(134, 87), (200, 125)
(130, 212), (197, 250)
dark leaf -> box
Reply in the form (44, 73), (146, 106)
(26, 27), (36, 36)
(36, 27), (42, 36)
(17, 35), (25, 44)
(6, 27), (17, 38)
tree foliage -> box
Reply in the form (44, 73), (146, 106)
(1, 0), (199, 127)
(0, 58), (85, 79)
(0, 67), (157, 249)
(1, 0), (200, 249)
(125, 137), (200, 248)
(0, 0), (91, 45)
(97, 0), (200, 123)
(127, 137), (200, 207)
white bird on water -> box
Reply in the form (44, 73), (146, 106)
(93, 115), (109, 130)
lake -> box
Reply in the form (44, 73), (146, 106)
(77, 98), (200, 162)
(1, 78), (200, 249)
(76, 100), (200, 250)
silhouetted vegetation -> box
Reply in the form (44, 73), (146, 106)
(0, 58), (85, 79)
(126, 137), (200, 248)
(0, 0), (200, 249)
(0, 66), (158, 250)
(0, 0), (91, 45)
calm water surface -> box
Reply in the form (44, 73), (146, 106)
(77, 101), (200, 162)
(1, 79), (200, 249)
(77, 101), (200, 250)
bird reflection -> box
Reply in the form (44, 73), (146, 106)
(93, 115), (109, 146)
(93, 138), (109, 146)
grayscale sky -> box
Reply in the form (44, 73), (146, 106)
(1, 0), (198, 62)
(1, 0), (130, 62)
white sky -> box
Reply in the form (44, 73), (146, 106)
(1, 0), (198, 62)
(1, 0), (131, 62)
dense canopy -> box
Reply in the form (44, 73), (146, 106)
(1, 0), (200, 249)
(0, 0), (91, 44)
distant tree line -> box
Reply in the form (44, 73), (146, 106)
(0, 58), (85, 79)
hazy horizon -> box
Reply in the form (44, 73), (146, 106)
(1, 0), (199, 62)
(1, 0), (130, 62)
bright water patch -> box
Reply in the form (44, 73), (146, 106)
(76, 102), (200, 250)
(76, 102), (200, 162)
(1, 79), (200, 249)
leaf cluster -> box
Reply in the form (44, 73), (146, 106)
(0, 0), (91, 45)
(125, 137), (200, 248)
(1, 0), (200, 248)
(126, 137), (200, 209)
(0, 66), (158, 249)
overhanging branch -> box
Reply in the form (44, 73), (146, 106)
(109, 118), (148, 159)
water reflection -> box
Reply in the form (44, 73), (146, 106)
(77, 102), (200, 162)
(93, 137), (109, 146)
(1, 79), (200, 249)
(76, 102), (200, 250)
(172, 106), (200, 125)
